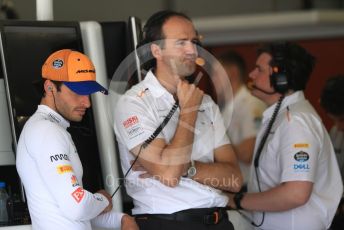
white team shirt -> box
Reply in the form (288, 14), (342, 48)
(248, 91), (343, 230)
(222, 87), (265, 230)
(222, 86), (266, 183)
(330, 126), (344, 185)
(114, 71), (229, 215)
(16, 105), (123, 230)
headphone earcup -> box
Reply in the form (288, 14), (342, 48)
(270, 43), (289, 94)
(270, 65), (288, 94)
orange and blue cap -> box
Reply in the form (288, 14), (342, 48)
(41, 49), (108, 95)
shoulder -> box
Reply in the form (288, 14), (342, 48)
(201, 94), (216, 105)
(22, 116), (68, 148)
(288, 100), (321, 123)
(116, 82), (149, 107)
(278, 100), (323, 137)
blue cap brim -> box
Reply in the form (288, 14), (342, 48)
(64, 81), (108, 95)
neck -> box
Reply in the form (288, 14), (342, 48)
(265, 90), (294, 106)
(232, 80), (243, 96)
(154, 67), (180, 96)
(41, 97), (56, 112)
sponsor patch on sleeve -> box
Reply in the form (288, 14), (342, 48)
(56, 165), (73, 174)
(71, 175), (80, 187)
(122, 115), (144, 139)
(294, 151), (309, 162)
(293, 151), (310, 172)
(71, 187), (85, 203)
(293, 143), (309, 148)
(93, 193), (104, 201)
(50, 153), (69, 162)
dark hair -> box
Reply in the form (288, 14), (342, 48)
(137, 10), (192, 71)
(218, 50), (247, 82)
(34, 79), (63, 98)
(257, 42), (316, 91)
(320, 75), (344, 116)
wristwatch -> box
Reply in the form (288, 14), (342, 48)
(186, 160), (197, 178)
(233, 192), (245, 210)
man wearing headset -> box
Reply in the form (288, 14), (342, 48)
(320, 75), (344, 229)
(114, 10), (242, 230)
(228, 42), (343, 229)
(321, 75), (344, 181)
(16, 49), (138, 230)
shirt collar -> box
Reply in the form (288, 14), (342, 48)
(262, 91), (305, 122)
(37, 104), (70, 129)
(143, 70), (174, 100)
(234, 86), (248, 102)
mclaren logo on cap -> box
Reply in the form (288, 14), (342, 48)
(52, 59), (64, 69)
(76, 69), (96, 74)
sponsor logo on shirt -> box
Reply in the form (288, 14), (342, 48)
(47, 113), (61, 123)
(71, 175), (80, 187)
(50, 154), (69, 162)
(56, 165), (73, 174)
(137, 88), (149, 98)
(294, 151), (309, 162)
(123, 116), (139, 128)
(293, 151), (310, 172)
(293, 163), (310, 171)
(123, 116), (144, 139)
(71, 187), (85, 203)
(293, 143), (309, 148)
(93, 194), (104, 201)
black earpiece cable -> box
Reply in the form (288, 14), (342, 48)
(254, 95), (284, 168)
(111, 100), (179, 198)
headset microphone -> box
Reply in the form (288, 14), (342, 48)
(195, 57), (205, 66)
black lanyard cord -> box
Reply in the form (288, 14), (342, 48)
(111, 101), (179, 198)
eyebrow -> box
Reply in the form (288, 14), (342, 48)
(255, 64), (268, 71)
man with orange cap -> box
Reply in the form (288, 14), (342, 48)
(16, 49), (138, 230)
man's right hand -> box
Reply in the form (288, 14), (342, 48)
(177, 80), (204, 113)
(96, 189), (113, 214)
(121, 214), (139, 230)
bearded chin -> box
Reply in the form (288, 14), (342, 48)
(178, 64), (196, 77)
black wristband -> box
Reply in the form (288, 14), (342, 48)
(233, 192), (245, 210)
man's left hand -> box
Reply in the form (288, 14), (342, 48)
(225, 192), (237, 209)
(131, 160), (152, 178)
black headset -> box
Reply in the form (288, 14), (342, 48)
(270, 43), (290, 94)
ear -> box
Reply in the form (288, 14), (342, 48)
(151, 43), (162, 60)
(43, 80), (54, 93)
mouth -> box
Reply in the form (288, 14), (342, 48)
(75, 109), (86, 116)
(183, 59), (195, 65)
(184, 55), (197, 63)
(247, 81), (254, 90)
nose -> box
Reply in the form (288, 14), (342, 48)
(185, 41), (197, 56)
(249, 68), (256, 80)
(81, 95), (91, 108)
